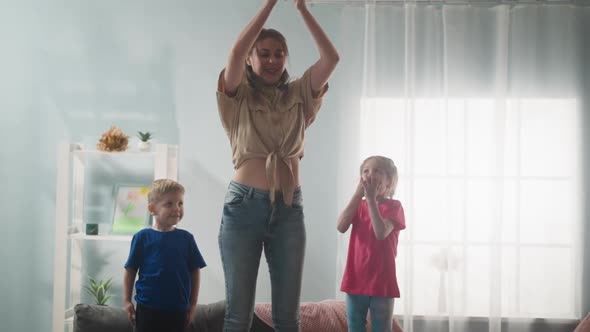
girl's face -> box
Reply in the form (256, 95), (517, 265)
(247, 37), (287, 85)
(361, 158), (392, 197)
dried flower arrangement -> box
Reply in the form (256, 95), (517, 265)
(97, 125), (129, 152)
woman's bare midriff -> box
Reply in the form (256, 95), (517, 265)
(233, 157), (300, 191)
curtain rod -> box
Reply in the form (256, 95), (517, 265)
(306, 0), (587, 4)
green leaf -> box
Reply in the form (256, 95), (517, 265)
(98, 296), (112, 305)
(104, 277), (113, 289)
(85, 276), (113, 306)
(137, 131), (153, 142)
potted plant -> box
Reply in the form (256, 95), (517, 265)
(137, 131), (153, 151)
(84, 276), (113, 305)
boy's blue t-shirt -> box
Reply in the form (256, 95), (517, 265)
(124, 228), (207, 311)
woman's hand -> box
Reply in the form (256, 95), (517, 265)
(294, 0), (307, 11)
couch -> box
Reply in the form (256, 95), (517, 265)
(73, 301), (271, 332)
(73, 300), (403, 332)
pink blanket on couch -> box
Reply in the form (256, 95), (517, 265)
(256, 300), (347, 332)
(255, 300), (403, 332)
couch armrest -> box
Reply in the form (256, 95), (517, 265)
(73, 302), (228, 332)
(74, 304), (133, 332)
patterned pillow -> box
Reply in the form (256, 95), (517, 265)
(256, 300), (348, 332)
(574, 312), (590, 332)
(255, 300), (404, 332)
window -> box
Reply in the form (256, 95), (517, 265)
(359, 97), (581, 318)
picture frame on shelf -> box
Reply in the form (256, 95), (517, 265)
(111, 184), (151, 234)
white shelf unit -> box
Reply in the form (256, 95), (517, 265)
(51, 143), (179, 332)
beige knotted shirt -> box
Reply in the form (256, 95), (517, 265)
(216, 68), (328, 206)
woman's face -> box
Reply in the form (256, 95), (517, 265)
(247, 37), (287, 85)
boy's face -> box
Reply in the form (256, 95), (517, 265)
(148, 191), (184, 230)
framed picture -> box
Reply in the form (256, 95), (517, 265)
(112, 185), (150, 234)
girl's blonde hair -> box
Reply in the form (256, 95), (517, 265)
(360, 156), (398, 198)
(148, 179), (185, 204)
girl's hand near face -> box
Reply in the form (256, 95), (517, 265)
(353, 178), (365, 199)
(362, 177), (381, 202)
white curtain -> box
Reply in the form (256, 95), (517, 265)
(334, 3), (586, 332)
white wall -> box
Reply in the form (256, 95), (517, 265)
(0, 1), (342, 331)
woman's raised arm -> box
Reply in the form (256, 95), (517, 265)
(296, 0), (340, 93)
(223, 0), (278, 95)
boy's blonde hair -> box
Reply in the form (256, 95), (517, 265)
(148, 179), (185, 204)
(360, 156), (398, 197)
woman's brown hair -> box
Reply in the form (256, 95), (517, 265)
(246, 28), (290, 90)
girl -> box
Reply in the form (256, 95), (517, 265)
(337, 156), (406, 332)
(216, 0), (339, 331)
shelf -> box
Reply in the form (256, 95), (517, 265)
(70, 143), (178, 157)
(68, 232), (134, 242)
(53, 143), (178, 332)
(73, 149), (157, 157)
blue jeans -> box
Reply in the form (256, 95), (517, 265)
(346, 293), (395, 332)
(219, 181), (306, 332)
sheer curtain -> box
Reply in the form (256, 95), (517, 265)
(333, 3), (586, 332)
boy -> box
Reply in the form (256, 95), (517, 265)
(124, 179), (206, 332)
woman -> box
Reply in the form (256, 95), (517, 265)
(216, 0), (339, 331)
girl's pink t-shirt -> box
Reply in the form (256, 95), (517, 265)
(341, 199), (406, 298)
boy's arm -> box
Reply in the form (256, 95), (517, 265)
(186, 268), (201, 327)
(123, 268), (137, 325)
(337, 180), (364, 233)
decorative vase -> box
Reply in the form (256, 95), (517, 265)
(138, 141), (151, 152)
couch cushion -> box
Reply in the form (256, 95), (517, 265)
(73, 301), (236, 332)
(73, 301), (278, 332)
(255, 300), (348, 332)
(192, 300), (225, 332)
(254, 300), (403, 332)
(74, 304), (132, 332)
(574, 312), (590, 332)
